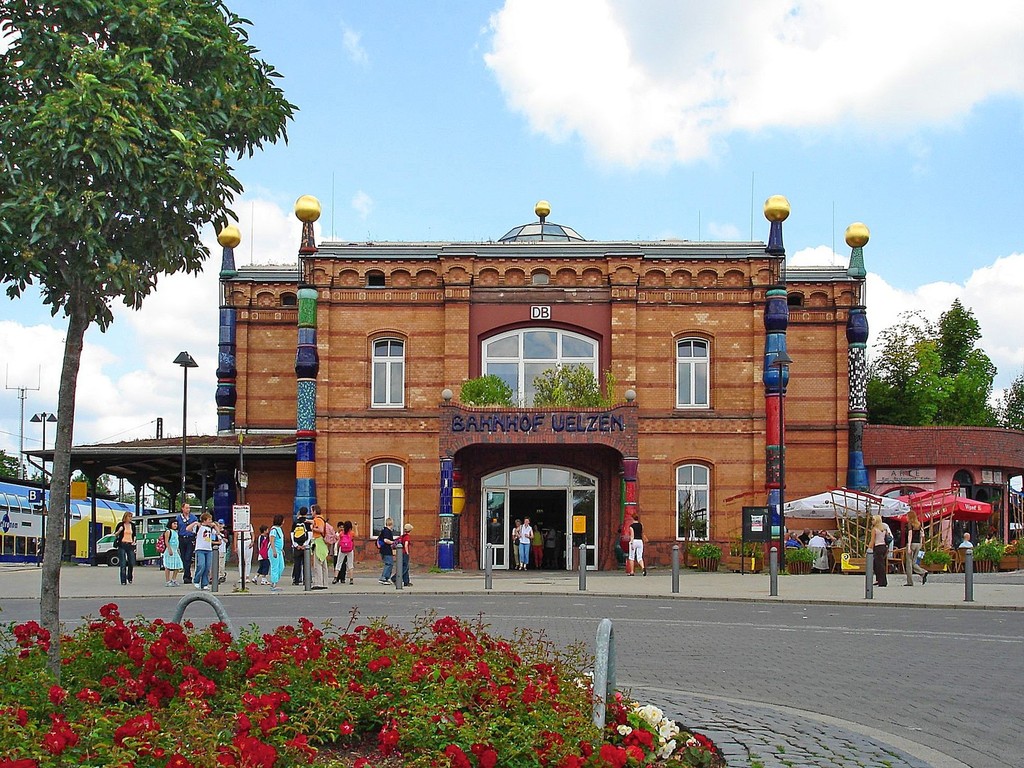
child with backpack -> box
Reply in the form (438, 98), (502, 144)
(332, 520), (356, 584)
(256, 525), (271, 585)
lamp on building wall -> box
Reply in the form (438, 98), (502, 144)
(772, 351), (793, 570)
(173, 352), (198, 504)
(30, 412), (57, 559)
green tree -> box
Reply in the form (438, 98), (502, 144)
(996, 370), (1024, 430)
(0, 0), (295, 675)
(460, 374), (515, 407)
(867, 305), (997, 426)
(532, 366), (616, 408)
(0, 450), (21, 479)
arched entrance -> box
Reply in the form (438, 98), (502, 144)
(479, 465), (597, 570)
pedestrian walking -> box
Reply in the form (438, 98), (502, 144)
(517, 517), (533, 570)
(333, 520), (356, 584)
(161, 519), (183, 586)
(268, 515), (285, 592)
(309, 504), (330, 590)
(904, 509), (928, 586)
(176, 502), (198, 584)
(235, 517), (255, 586)
(399, 523), (413, 586)
(511, 518), (522, 569)
(113, 511), (137, 586)
(255, 525), (271, 585)
(867, 514), (892, 587)
(628, 512), (647, 576)
(189, 512), (217, 590)
(291, 510), (309, 585)
(377, 517), (396, 584)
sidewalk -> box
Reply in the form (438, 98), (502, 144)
(3, 561), (1022, 608)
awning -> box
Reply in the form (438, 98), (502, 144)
(892, 488), (993, 523)
(784, 488), (910, 519)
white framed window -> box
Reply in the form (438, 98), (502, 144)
(676, 338), (709, 408)
(372, 338), (405, 408)
(676, 464), (710, 540)
(370, 462), (404, 536)
(483, 328), (598, 406)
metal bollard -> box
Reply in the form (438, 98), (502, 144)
(865, 550), (873, 600)
(671, 544), (680, 593)
(211, 548), (220, 593)
(592, 618), (616, 729)
(578, 543), (587, 591)
(965, 549), (974, 602)
(769, 546), (778, 596)
(303, 546), (312, 591)
(394, 541), (403, 591)
(484, 544), (493, 590)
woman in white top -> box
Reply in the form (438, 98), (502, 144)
(867, 514), (892, 587)
(517, 517), (533, 570)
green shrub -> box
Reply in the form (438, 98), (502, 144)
(921, 549), (952, 567)
(784, 547), (815, 564)
(689, 543), (722, 560)
(459, 375), (514, 406)
(973, 540), (1004, 563)
(532, 366), (616, 408)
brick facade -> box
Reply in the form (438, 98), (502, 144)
(225, 223), (859, 570)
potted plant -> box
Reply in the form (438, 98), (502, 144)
(783, 546), (815, 574)
(921, 549), (952, 573)
(690, 542), (721, 572)
(1000, 538), (1024, 571)
(723, 539), (762, 573)
(972, 540), (1003, 573)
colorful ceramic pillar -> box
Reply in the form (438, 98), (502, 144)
(213, 225), (241, 527)
(845, 223), (870, 491)
(293, 196), (321, 517)
(438, 457), (454, 570)
(762, 196), (791, 548)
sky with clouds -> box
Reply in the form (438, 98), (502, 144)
(2, 0), (1023, 467)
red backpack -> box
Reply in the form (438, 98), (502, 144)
(339, 531), (354, 553)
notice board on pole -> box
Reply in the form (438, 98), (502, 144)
(742, 506), (771, 542)
(232, 504), (251, 530)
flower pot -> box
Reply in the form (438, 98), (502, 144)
(723, 555), (762, 573)
(786, 559), (811, 575)
(999, 555), (1023, 572)
(923, 562), (948, 573)
(973, 559), (994, 573)
(696, 556), (720, 572)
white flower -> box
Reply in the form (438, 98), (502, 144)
(634, 704), (664, 726)
(616, 724), (633, 736)
(657, 739), (677, 759)
(686, 736), (699, 748)
(659, 719), (680, 740)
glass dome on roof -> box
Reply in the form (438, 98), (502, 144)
(498, 221), (585, 243)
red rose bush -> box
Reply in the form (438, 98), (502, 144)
(0, 605), (722, 767)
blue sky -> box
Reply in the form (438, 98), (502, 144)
(2, 0), (1023, 464)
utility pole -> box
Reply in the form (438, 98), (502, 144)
(5, 366), (41, 479)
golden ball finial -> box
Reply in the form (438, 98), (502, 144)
(217, 224), (241, 248)
(845, 222), (870, 248)
(294, 195), (322, 223)
(763, 195), (790, 222)
(535, 200), (551, 219)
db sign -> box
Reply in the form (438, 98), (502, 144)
(530, 306), (551, 320)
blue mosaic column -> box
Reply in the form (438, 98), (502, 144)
(293, 196), (321, 517)
(215, 225), (240, 434)
(845, 223), (870, 491)
(438, 457), (454, 570)
(762, 196), (791, 548)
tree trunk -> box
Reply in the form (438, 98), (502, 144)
(40, 295), (90, 679)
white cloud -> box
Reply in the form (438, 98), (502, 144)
(484, 0), (1024, 167)
(706, 221), (741, 240)
(342, 24), (368, 66)
(351, 190), (374, 220)
(790, 245), (846, 268)
(0, 195), (311, 460)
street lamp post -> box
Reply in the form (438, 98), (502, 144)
(772, 351), (793, 571)
(30, 412), (57, 561)
(173, 352), (198, 505)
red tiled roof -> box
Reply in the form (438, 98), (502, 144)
(864, 425), (1024, 471)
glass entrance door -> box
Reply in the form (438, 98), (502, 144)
(570, 474), (598, 569)
(481, 490), (508, 569)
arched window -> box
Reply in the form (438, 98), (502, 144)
(372, 338), (404, 408)
(370, 462), (404, 536)
(676, 464), (710, 540)
(367, 270), (386, 288)
(676, 338), (709, 408)
(482, 328), (598, 406)
(280, 292), (297, 307)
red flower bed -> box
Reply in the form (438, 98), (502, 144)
(0, 605), (723, 767)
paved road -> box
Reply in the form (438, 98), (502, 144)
(3, 587), (1019, 768)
